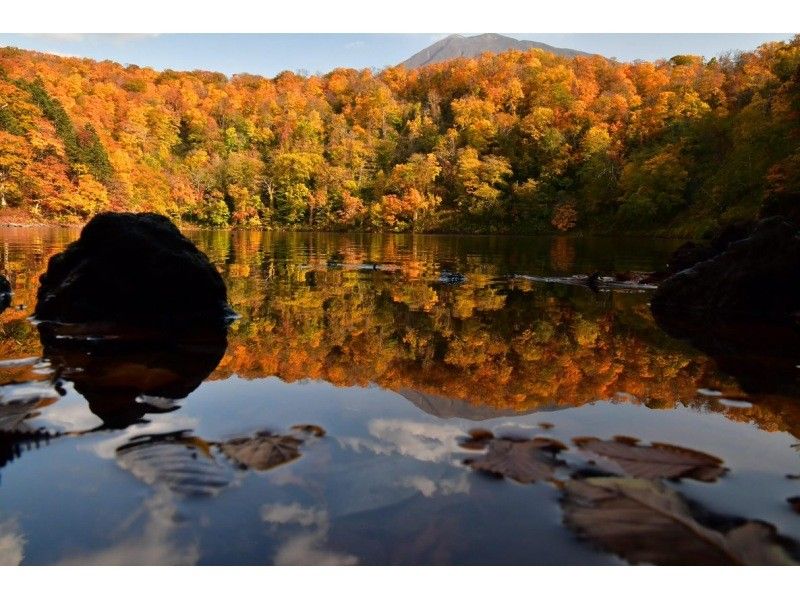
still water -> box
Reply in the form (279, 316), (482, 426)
(1, 228), (799, 565)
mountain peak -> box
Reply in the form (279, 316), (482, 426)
(401, 33), (590, 68)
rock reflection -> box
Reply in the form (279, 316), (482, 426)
(38, 325), (228, 429)
(652, 312), (800, 396)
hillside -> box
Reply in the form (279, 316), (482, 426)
(0, 38), (799, 235)
(401, 33), (590, 68)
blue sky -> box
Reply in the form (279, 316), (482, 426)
(0, 33), (793, 76)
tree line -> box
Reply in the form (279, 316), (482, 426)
(0, 37), (799, 235)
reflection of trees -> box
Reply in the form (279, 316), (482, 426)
(2, 229), (800, 440)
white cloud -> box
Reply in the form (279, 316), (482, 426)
(364, 418), (464, 463)
(42, 50), (80, 58)
(399, 473), (471, 497)
(344, 40), (365, 49)
(272, 533), (358, 566)
(261, 502), (326, 527)
(261, 502), (358, 565)
(59, 490), (199, 565)
(28, 33), (161, 44)
(0, 520), (25, 566)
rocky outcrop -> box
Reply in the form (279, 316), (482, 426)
(34, 212), (234, 331)
(651, 217), (800, 320)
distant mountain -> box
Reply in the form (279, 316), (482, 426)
(401, 33), (591, 68)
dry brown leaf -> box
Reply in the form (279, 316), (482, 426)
(788, 496), (800, 514)
(459, 428), (495, 450)
(116, 432), (231, 496)
(562, 477), (798, 565)
(291, 424), (326, 437)
(220, 432), (302, 471)
(464, 437), (565, 483)
(573, 436), (726, 481)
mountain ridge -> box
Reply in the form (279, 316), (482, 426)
(401, 33), (592, 68)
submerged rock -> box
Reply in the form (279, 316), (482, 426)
(651, 217), (800, 320)
(0, 275), (10, 313)
(34, 212), (233, 331)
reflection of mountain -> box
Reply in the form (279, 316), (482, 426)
(397, 388), (555, 420)
(3, 229), (800, 440)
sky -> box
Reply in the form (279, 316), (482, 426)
(0, 33), (794, 77)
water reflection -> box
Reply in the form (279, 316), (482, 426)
(38, 325), (228, 429)
(1, 228), (799, 565)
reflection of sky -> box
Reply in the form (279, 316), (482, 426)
(0, 519), (25, 566)
(3, 369), (800, 563)
(59, 489), (200, 565)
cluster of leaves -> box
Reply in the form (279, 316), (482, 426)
(1, 37), (800, 232)
(458, 429), (798, 565)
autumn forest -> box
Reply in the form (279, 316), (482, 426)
(1, 37), (800, 235)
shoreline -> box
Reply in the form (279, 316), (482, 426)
(0, 219), (695, 240)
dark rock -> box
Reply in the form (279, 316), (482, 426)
(0, 274), (10, 313)
(34, 212), (233, 331)
(761, 190), (800, 228)
(644, 221), (756, 285)
(652, 217), (800, 320)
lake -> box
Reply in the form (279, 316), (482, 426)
(1, 228), (799, 565)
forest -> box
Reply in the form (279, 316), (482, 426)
(0, 37), (799, 235)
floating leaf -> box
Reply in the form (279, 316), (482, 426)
(458, 428), (494, 450)
(291, 424), (326, 437)
(0, 395), (58, 433)
(116, 432), (231, 497)
(788, 496), (800, 514)
(464, 437), (565, 484)
(562, 477), (798, 565)
(573, 436), (726, 481)
(220, 432), (302, 471)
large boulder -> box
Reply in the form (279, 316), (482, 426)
(0, 275), (10, 313)
(35, 212), (233, 331)
(651, 217), (800, 320)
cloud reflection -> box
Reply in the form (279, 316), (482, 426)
(59, 489), (199, 565)
(0, 519), (25, 566)
(261, 502), (358, 565)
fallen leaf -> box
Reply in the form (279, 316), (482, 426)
(573, 436), (726, 481)
(220, 432), (302, 471)
(116, 432), (231, 497)
(458, 428), (494, 450)
(788, 496), (800, 514)
(291, 424), (326, 437)
(0, 395), (58, 433)
(562, 477), (798, 565)
(464, 437), (565, 484)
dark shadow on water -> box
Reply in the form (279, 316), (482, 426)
(38, 323), (228, 429)
(652, 312), (800, 396)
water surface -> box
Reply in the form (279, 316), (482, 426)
(1, 229), (798, 565)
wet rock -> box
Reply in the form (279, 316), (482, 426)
(651, 217), (800, 320)
(34, 212), (234, 331)
(0, 274), (10, 313)
(643, 221), (756, 285)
